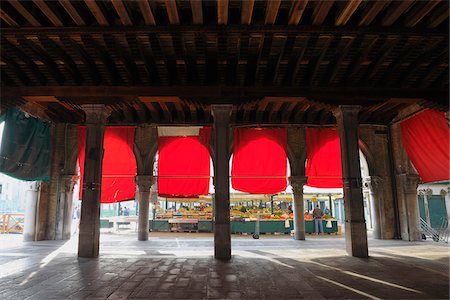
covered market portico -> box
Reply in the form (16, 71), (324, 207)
(0, 0), (448, 265)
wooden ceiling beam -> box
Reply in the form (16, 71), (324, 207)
(104, 35), (139, 84)
(427, 2), (448, 28)
(1, 54), (30, 85)
(137, 0), (155, 25)
(33, 0), (64, 27)
(84, 0), (109, 26)
(381, 0), (414, 26)
(226, 33), (240, 85)
(241, 0), (254, 25)
(283, 35), (309, 86)
(405, 0), (441, 27)
(322, 36), (354, 85)
(205, 33), (218, 84)
(58, 0), (85, 26)
(190, 0), (203, 25)
(111, 0), (132, 26)
(2, 37), (46, 85)
(307, 35), (332, 86)
(182, 33), (199, 84)
(165, 0), (180, 25)
(264, 34), (287, 85)
(244, 34), (264, 86)
(218, 0), (228, 25)
(336, 0), (362, 26)
(312, 1), (334, 25)
(157, 34), (179, 84)
(265, 0), (281, 25)
(288, 0), (308, 25)
(0, 9), (18, 27)
(418, 51), (449, 88)
(359, 1), (389, 26)
(134, 35), (160, 84)
(3, 86), (447, 105)
(9, 0), (41, 26)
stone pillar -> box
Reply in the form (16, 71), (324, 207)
(290, 176), (308, 240)
(23, 181), (40, 241)
(55, 175), (78, 240)
(418, 188), (433, 226)
(212, 105), (232, 260)
(397, 174), (421, 241)
(78, 105), (110, 258)
(364, 176), (384, 239)
(135, 175), (155, 241)
(334, 105), (368, 258)
(441, 188), (450, 232)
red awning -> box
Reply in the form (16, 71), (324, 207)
(231, 128), (287, 194)
(78, 126), (136, 203)
(306, 128), (342, 188)
(400, 109), (449, 183)
(157, 127), (211, 197)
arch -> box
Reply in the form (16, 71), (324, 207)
(358, 139), (377, 177)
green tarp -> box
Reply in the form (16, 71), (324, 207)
(0, 108), (51, 181)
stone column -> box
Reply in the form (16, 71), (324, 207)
(23, 181), (40, 241)
(334, 105), (368, 258)
(212, 105), (232, 260)
(290, 176), (308, 240)
(78, 105), (110, 258)
(364, 176), (384, 239)
(396, 174), (421, 241)
(441, 188), (450, 232)
(135, 175), (155, 241)
(418, 188), (433, 226)
(60, 175), (78, 240)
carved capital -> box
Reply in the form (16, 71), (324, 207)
(211, 104), (232, 124)
(363, 176), (384, 194)
(27, 181), (41, 192)
(61, 175), (78, 192)
(418, 188), (433, 197)
(440, 188), (449, 197)
(135, 175), (155, 192)
(397, 174), (421, 194)
(289, 176), (308, 193)
(82, 104), (111, 124)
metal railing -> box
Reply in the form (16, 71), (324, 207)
(420, 217), (449, 243)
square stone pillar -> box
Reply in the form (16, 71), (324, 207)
(212, 105), (232, 260)
(334, 105), (368, 258)
(289, 176), (308, 240)
(78, 105), (110, 258)
(60, 175), (78, 240)
(396, 174), (421, 241)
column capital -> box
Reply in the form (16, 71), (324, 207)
(61, 175), (79, 192)
(363, 176), (384, 194)
(440, 188), (449, 197)
(397, 174), (421, 194)
(135, 175), (155, 192)
(289, 176), (308, 193)
(211, 104), (233, 123)
(332, 105), (362, 122)
(81, 104), (111, 124)
(418, 188), (433, 197)
(27, 181), (41, 192)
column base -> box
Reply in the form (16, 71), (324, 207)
(78, 230), (99, 258)
(138, 231), (149, 241)
(214, 223), (231, 260)
(345, 221), (369, 258)
(293, 230), (305, 240)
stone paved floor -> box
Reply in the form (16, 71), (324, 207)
(0, 232), (448, 299)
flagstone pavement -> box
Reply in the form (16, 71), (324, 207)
(0, 232), (448, 299)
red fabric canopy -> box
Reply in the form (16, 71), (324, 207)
(400, 109), (449, 183)
(78, 127), (136, 203)
(231, 128), (287, 194)
(157, 128), (211, 197)
(306, 128), (342, 188)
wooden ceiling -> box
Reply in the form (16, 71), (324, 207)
(0, 0), (448, 125)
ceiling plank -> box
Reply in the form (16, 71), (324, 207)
(165, 0), (180, 25)
(322, 36), (354, 85)
(84, 0), (109, 26)
(264, 34), (287, 85)
(104, 34), (139, 84)
(359, 1), (389, 26)
(283, 35), (310, 86)
(312, 1), (334, 25)
(244, 34), (264, 86)
(205, 33), (218, 84)
(418, 50), (448, 88)
(381, 0), (414, 26)
(307, 35), (332, 86)
(0, 9), (18, 27)
(336, 0), (362, 26)
(182, 33), (199, 84)
(241, 0), (254, 25)
(157, 33), (179, 84)
(33, 0), (64, 26)
(58, 0), (85, 26)
(427, 2), (448, 28)
(226, 33), (240, 85)
(9, 0), (41, 26)
(218, 0), (228, 25)
(405, 0), (441, 27)
(134, 34), (160, 84)
(288, 0), (308, 25)
(111, 0), (132, 26)
(190, 0), (203, 24)
(137, 0), (155, 25)
(1, 54), (30, 85)
(265, 0), (281, 25)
